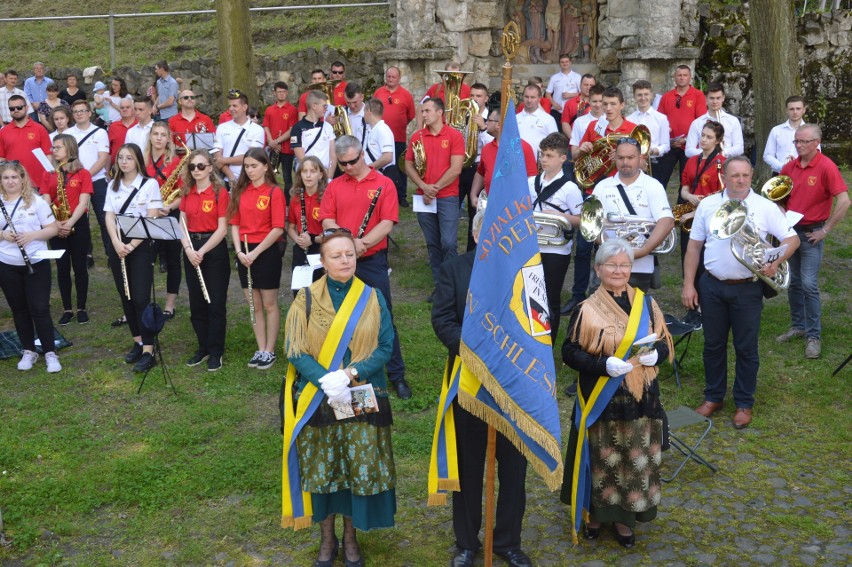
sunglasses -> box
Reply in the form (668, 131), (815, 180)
(675, 95), (682, 109)
(181, 95), (199, 101)
(8, 105), (25, 111)
(322, 227), (353, 237)
(338, 155), (361, 167)
(617, 137), (640, 147)
(188, 163), (209, 172)
(228, 88), (244, 99)
(330, 70), (344, 75)
(386, 96), (393, 105)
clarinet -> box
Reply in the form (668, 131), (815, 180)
(0, 198), (34, 274)
(300, 188), (308, 234)
(357, 186), (383, 239)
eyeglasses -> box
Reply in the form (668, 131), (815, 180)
(793, 138), (818, 145)
(181, 95), (199, 101)
(675, 95), (682, 109)
(602, 263), (632, 272)
(188, 163), (209, 172)
(616, 137), (640, 147)
(0, 160), (20, 166)
(338, 154), (362, 167)
(50, 145), (64, 151)
(8, 105), (25, 111)
(72, 109), (89, 114)
(322, 227), (353, 237)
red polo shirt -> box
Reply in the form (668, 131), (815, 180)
(146, 155), (182, 188)
(0, 120), (51, 187)
(333, 81), (347, 106)
(318, 168), (399, 257)
(560, 95), (590, 126)
(287, 189), (323, 235)
(108, 119), (137, 164)
(373, 85), (415, 142)
(179, 184), (230, 233)
(218, 110), (232, 125)
(516, 98), (552, 114)
(41, 168), (94, 212)
(681, 153), (726, 197)
(477, 139), (538, 194)
(405, 125), (465, 198)
(228, 182), (286, 244)
(781, 151), (849, 225)
(169, 111), (216, 139)
(424, 82), (471, 104)
(658, 86), (707, 138)
(262, 101), (299, 154)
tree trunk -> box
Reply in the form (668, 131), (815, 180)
(749, 0), (799, 181)
(216, 0), (255, 109)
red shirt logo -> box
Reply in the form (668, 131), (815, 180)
(441, 139), (449, 149)
(393, 98), (400, 105)
(202, 200), (214, 213)
(700, 174), (709, 187)
(257, 195), (270, 210)
(807, 176), (817, 186)
(282, 113), (289, 119)
(311, 206), (320, 220)
(27, 132), (35, 140)
(69, 180), (79, 188)
(687, 100), (694, 108)
(367, 189), (378, 199)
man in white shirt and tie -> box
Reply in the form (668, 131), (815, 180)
(763, 95), (808, 175)
(516, 84), (558, 158)
(685, 82), (744, 159)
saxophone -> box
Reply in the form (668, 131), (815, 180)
(160, 148), (192, 207)
(673, 162), (725, 232)
(52, 162), (75, 234)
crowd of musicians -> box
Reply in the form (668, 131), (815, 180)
(1, 56), (848, 566)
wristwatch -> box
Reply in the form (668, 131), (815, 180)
(349, 367), (359, 379)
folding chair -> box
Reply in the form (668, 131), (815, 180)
(661, 405), (717, 483)
(664, 314), (700, 388)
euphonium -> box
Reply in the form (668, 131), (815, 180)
(709, 199), (790, 292)
(476, 192), (575, 247)
(160, 145), (192, 207)
(436, 70), (480, 168)
(575, 125), (652, 189)
(760, 175), (793, 208)
(304, 80), (348, 137)
(579, 195), (677, 254)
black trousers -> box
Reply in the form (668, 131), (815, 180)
(541, 252), (571, 342)
(184, 237), (230, 357)
(453, 403), (527, 553)
(280, 153), (294, 205)
(653, 147), (687, 196)
(108, 242), (155, 345)
(90, 178), (110, 257)
(393, 141), (408, 204)
(457, 164), (477, 251)
(51, 215), (91, 310)
(0, 259), (55, 353)
(154, 238), (183, 294)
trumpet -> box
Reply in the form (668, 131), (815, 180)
(579, 196), (677, 254)
(709, 199), (790, 292)
(575, 125), (652, 189)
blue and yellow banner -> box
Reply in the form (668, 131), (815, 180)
(457, 101), (563, 490)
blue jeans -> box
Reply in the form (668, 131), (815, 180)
(699, 273), (763, 409)
(787, 230), (824, 339)
(417, 196), (459, 284)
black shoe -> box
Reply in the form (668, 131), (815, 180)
(256, 351), (276, 370)
(159, 262), (168, 274)
(313, 537), (339, 567)
(87, 254), (94, 268)
(560, 297), (583, 316)
(583, 524), (601, 540)
(58, 311), (74, 326)
(247, 351), (264, 368)
(495, 548), (533, 567)
(207, 355), (223, 372)
(393, 378), (412, 400)
(563, 381), (577, 397)
(399, 199), (410, 208)
(125, 343), (143, 364)
(76, 310), (89, 324)
(186, 351), (209, 367)
(111, 315), (127, 328)
(133, 352), (156, 373)
(451, 548), (476, 567)
(163, 310), (175, 321)
(613, 525), (635, 549)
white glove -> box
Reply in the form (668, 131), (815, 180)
(638, 350), (658, 367)
(318, 369), (350, 398)
(605, 356), (634, 377)
(327, 387), (352, 406)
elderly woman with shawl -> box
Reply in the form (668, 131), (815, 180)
(282, 229), (396, 567)
(559, 238), (673, 548)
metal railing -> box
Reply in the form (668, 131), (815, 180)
(0, 3), (390, 70)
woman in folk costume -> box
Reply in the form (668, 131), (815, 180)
(282, 229), (396, 567)
(559, 238), (673, 548)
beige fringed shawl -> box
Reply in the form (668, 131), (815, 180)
(285, 275), (380, 366)
(571, 285), (674, 402)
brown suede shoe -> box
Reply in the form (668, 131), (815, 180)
(733, 408), (752, 429)
(694, 401), (723, 417)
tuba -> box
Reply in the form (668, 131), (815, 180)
(304, 80), (348, 137)
(760, 175), (793, 208)
(575, 125), (652, 190)
(579, 195), (677, 254)
(477, 192), (575, 247)
(436, 70), (480, 168)
(709, 200), (790, 292)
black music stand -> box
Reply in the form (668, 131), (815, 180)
(183, 132), (216, 151)
(117, 215), (183, 395)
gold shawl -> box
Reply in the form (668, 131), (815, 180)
(571, 285), (674, 402)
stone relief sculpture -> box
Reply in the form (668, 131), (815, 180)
(513, 0), (596, 63)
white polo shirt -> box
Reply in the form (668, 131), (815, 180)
(516, 107), (558, 157)
(67, 123), (110, 181)
(592, 171), (673, 274)
(214, 119), (265, 178)
(124, 121), (154, 154)
(690, 189), (796, 281)
(346, 104), (369, 146)
(685, 110), (744, 158)
(627, 108), (671, 157)
(364, 119), (394, 170)
(528, 170), (583, 255)
(102, 174), (162, 218)
(570, 112), (600, 148)
(545, 70), (582, 112)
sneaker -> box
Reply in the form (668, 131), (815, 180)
(45, 352), (62, 373)
(256, 351), (277, 370)
(776, 327), (805, 343)
(208, 355), (223, 372)
(247, 350), (264, 368)
(133, 352), (157, 373)
(58, 311), (74, 326)
(125, 342), (144, 364)
(805, 338), (821, 359)
(18, 350), (38, 371)
(186, 351), (209, 367)
(682, 309), (703, 331)
(76, 310), (89, 324)
(87, 254), (95, 268)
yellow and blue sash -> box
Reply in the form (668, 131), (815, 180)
(281, 278), (372, 530)
(427, 357), (462, 505)
(569, 290), (651, 544)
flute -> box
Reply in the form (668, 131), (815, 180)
(0, 199), (34, 274)
(357, 186), (383, 238)
(244, 235), (256, 326)
(181, 216), (211, 304)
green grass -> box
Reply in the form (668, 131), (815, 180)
(0, 173), (850, 565)
(0, 1), (392, 71)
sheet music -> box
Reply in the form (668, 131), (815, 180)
(412, 195), (437, 213)
(291, 265), (319, 290)
(33, 249), (65, 259)
(32, 148), (54, 173)
(764, 244), (788, 265)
